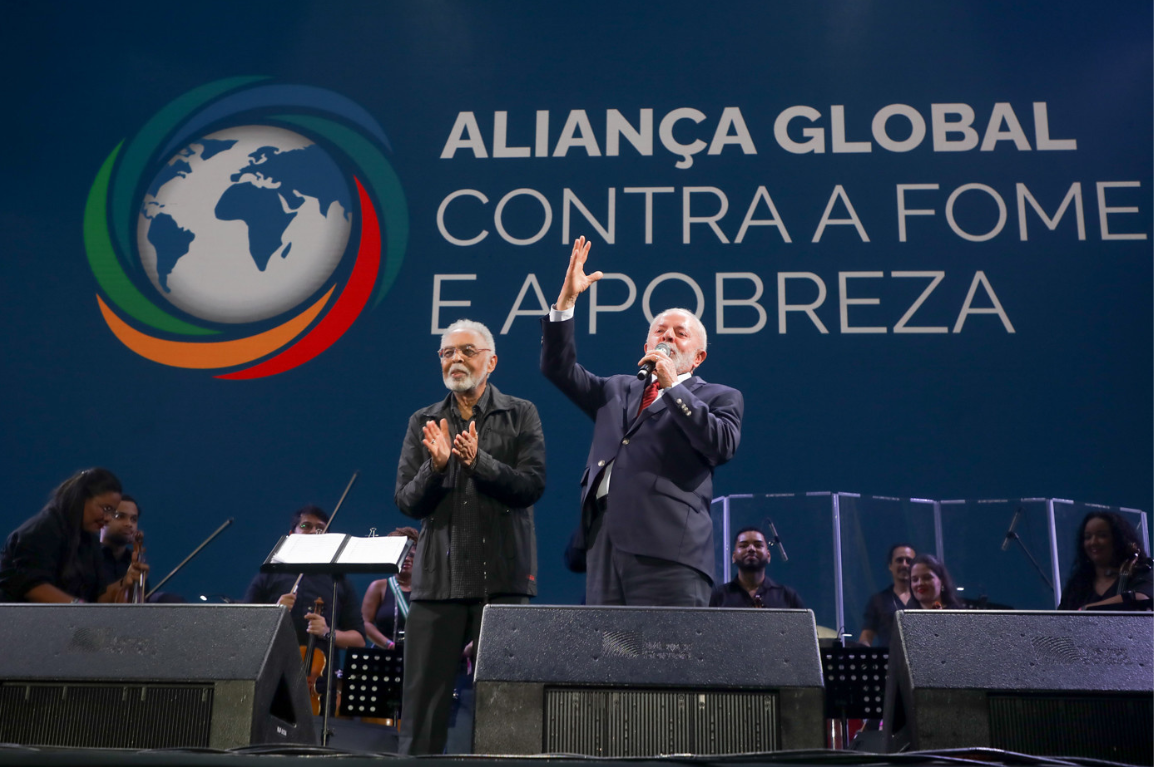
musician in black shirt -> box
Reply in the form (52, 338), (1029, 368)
(858, 544), (916, 647)
(709, 527), (804, 608)
(0, 468), (147, 604)
(242, 505), (366, 649)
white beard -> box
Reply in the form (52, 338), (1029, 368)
(443, 364), (486, 392)
(653, 344), (695, 375)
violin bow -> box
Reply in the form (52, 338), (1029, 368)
(290, 471), (359, 596)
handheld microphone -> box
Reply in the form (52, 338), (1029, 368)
(1000, 507), (1023, 552)
(637, 343), (671, 380)
(768, 521), (788, 562)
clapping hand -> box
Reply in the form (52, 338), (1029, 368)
(423, 418), (452, 472)
(453, 421), (479, 467)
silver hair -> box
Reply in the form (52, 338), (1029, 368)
(651, 308), (707, 352)
(441, 319), (496, 355)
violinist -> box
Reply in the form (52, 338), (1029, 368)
(1058, 512), (1152, 611)
(908, 554), (963, 609)
(242, 505), (366, 651)
(100, 495), (141, 589)
(0, 468), (148, 603)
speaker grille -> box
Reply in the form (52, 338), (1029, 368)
(989, 693), (1153, 765)
(544, 688), (778, 756)
(0, 682), (214, 749)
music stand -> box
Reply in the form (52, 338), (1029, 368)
(339, 646), (404, 720)
(261, 534), (411, 746)
(821, 645), (888, 748)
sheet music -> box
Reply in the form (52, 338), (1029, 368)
(337, 535), (408, 566)
(270, 533), (345, 564)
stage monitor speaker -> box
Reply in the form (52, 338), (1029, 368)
(474, 605), (824, 756)
(0, 604), (317, 749)
(883, 610), (1153, 764)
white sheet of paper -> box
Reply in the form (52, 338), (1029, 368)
(270, 533), (345, 564)
(337, 536), (409, 566)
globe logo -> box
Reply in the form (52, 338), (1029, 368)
(138, 126), (352, 325)
(83, 78), (408, 379)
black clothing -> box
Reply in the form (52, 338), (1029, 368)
(589, 508), (711, 606)
(395, 383), (546, 600)
(101, 545), (132, 585)
(373, 580), (409, 644)
(394, 383), (545, 755)
(861, 587), (914, 647)
(1058, 566), (1154, 610)
(0, 509), (109, 602)
(402, 595), (526, 755)
(243, 571), (365, 647)
(709, 576), (805, 608)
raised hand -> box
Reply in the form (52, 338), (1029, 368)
(422, 418), (452, 472)
(555, 235), (603, 311)
(452, 421), (479, 467)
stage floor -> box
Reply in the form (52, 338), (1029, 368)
(0, 745), (1139, 767)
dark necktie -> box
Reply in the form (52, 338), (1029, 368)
(637, 380), (659, 417)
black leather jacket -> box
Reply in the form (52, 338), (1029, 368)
(394, 384), (546, 600)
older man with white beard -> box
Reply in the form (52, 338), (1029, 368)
(394, 318), (546, 755)
(542, 236), (744, 607)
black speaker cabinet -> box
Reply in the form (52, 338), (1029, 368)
(0, 604), (317, 749)
(474, 605), (824, 756)
(883, 610), (1153, 764)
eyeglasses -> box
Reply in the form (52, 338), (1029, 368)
(110, 511), (137, 522)
(297, 521), (326, 533)
(436, 345), (491, 361)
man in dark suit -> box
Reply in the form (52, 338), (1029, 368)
(541, 236), (744, 607)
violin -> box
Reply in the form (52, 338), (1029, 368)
(128, 530), (146, 604)
(301, 597), (326, 716)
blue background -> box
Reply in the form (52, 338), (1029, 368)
(1, 2), (1149, 625)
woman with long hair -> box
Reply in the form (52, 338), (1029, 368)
(909, 553), (963, 609)
(0, 468), (148, 603)
(1058, 512), (1151, 611)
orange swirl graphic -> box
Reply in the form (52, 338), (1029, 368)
(97, 287), (333, 369)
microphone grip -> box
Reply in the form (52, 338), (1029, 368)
(637, 343), (670, 380)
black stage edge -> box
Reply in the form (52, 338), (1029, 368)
(0, 746), (1141, 767)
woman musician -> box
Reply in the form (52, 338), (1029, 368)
(0, 468), (148, 603)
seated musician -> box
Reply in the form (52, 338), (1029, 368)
(858, 544), (916, 647)
(1058, 512), (1152, 610)
(909, 554), (963, 609)
(242, 505), (366, 652)
(0, 468), (147, 603)
(361, 527), (418, 650)
(100, 494), (141, 587)
(100, 494), (184, 603)
(709, 526), (805, 608)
